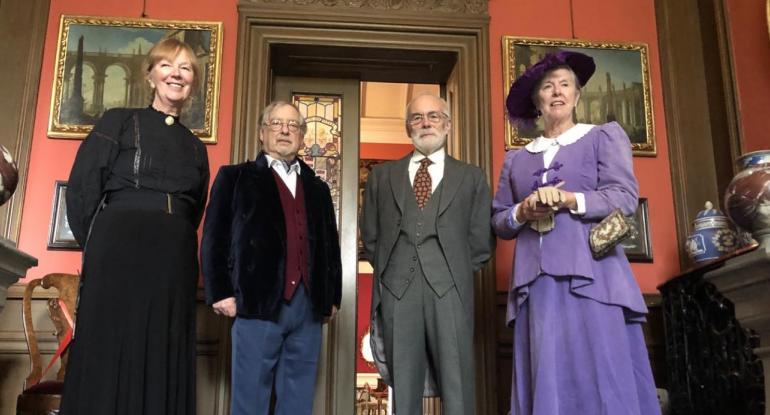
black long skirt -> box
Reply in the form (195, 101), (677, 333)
(60, 207), (198, 415)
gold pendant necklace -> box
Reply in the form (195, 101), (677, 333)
(164, 115), (175, 126)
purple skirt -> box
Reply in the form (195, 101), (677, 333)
(510, 274), (660, 415)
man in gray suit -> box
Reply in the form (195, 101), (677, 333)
(361, 93), (492, 415)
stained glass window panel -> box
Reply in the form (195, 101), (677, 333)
(292, 94), (342, 224)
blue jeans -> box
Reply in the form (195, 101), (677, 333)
(230, 286), (322, 415)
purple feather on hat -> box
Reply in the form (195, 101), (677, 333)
(506, 50), (596, 128)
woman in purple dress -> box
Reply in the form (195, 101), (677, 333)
(492, 51), (660, 415)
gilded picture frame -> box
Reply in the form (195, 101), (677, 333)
(48, 15), (223, 143)
(47, 181), (80, 250)
(767, 0), (770, 41)
(502, 37), (656, 156)
(621, 198), (653, 262)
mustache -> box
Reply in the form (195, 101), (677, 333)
(411, 127), (444, 139)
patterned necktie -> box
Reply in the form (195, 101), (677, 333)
(413, 158), (433, 209)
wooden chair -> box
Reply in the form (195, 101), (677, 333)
(355, 382), (388, 415)
(16, 273), (79, 415)
(355, 383), (377, 415)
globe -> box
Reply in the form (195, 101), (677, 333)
(0, 145), (19, 206)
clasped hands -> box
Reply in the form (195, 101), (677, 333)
(515, 182), (577, 223)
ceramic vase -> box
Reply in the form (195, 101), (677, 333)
(724, 150), (770, 248)
(686, 201), (739, 263)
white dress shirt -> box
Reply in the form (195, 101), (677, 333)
(408, 148), (445, 192)
(265, 154), (300, 197)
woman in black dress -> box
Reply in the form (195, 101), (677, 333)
(60, 37), (209, 415)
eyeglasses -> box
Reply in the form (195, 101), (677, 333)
(263, 119), (301, 132)
(407, 111), (448, 126)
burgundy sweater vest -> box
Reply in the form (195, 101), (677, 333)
(272, 170), (309, 301)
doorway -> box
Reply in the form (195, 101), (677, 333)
(274, 76), (444, 414)
(231, 11), (494, 414)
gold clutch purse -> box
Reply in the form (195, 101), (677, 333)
(589, 209), (637, 259)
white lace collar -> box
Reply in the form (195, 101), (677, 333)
(525, 123), (595, 153)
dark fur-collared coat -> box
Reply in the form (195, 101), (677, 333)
(201, 152), (341, 320)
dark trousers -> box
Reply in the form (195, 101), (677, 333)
(230, 286), (322, 415)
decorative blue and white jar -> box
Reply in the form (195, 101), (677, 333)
(686, 201), (739, 263)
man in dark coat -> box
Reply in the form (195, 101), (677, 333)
(361, 93), (493, 415)
(201, 101), (341, 415)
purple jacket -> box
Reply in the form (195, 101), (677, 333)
(492, 122), (648, 327)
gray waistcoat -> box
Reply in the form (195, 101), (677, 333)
(381, 177), (454, 299)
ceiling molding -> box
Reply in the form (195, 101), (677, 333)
(241, 0), (487, 15)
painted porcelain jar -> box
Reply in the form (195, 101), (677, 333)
(685, 201), (739, 263)
(724, 149), (770, 248)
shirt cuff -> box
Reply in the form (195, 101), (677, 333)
(570, 192), (586, 215)
(508, 203), (526, 230)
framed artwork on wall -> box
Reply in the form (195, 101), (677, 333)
(47, 181), (80, 250)
(622, 198), (653, 262)
(502, 36), (656, 156)
(47, 15), (223, 143)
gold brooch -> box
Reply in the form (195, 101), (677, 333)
(165, 116), (175, 126)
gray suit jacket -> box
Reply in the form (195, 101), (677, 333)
(360, 152), (493, 392)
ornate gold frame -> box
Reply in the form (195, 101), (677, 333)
(767, 0), (770, 41)
(47, 15), (223, 143)
(502, 36), (656, 156)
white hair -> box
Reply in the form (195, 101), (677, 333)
(405, 92), (451, 120)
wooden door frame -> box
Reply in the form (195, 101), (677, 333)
(655, 0), (742, 268)
(0, 0), (50, 242)
(231, 4), (495, 414)
(274, 75), (362, 415)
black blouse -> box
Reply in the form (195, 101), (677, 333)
(66, 107), (210, 246)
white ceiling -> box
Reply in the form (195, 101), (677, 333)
(359, 82), (440, 144)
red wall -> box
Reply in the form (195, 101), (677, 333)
(17, 0), (238, 281)
(489, 0), (680, 293)
(726, 0), (770, 153)
(15, 0), (765, 396)
(361, 143), (413, 160)
(18, 0), (682, 295)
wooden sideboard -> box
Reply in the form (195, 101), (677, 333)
(659, 245), (765, 415)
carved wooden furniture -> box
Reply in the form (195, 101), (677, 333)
(355, 383), (383, 415)
(16, 273), (79, 415)
(704, 244), (770, 415)
(659, 246), (765, 415)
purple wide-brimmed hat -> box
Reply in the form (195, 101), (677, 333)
(506, 50), (596, 127)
